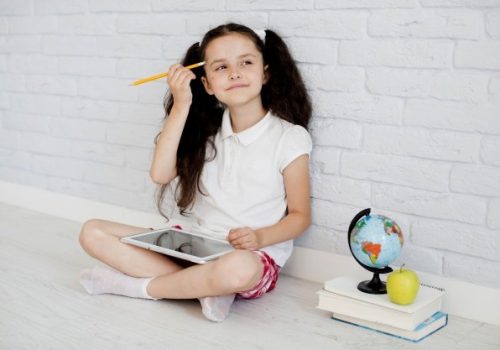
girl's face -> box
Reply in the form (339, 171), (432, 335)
(201, 33), (268, 109)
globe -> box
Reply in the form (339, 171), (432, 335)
(348, 208), (404, 294)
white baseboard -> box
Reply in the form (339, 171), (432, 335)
(1, 180), (499, 326)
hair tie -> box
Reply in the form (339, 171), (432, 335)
(253, 29), (266, 42)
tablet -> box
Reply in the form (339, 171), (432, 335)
(120, 227), (233, 264)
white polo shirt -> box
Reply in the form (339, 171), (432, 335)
(189, 108), (312, 267)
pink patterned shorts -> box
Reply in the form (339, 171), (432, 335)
(237, 251), (280, 299)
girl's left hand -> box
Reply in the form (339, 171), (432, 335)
(227, 227), (260, 251)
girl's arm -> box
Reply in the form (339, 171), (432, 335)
(150, 65), (196, 185)
(228, 154), (311, 250)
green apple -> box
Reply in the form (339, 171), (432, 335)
(386, 265), (420, 305)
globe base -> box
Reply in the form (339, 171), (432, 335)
(357, 272), (387, 294)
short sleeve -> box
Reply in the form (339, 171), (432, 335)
(278, 125), (313, 173)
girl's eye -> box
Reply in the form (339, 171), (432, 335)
(242, 60), (253, 66)
(215, 65), (226, 71)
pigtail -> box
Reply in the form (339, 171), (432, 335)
(261, 30), (312, 129)
(157, 42), (223, 218)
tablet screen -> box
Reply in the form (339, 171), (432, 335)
(128, 230), (231, 258)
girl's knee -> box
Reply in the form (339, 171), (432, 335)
(78, 219), (106, 251)
(212, 250), (263, 292)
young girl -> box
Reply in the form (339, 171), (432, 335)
(78, 23), (312, 322)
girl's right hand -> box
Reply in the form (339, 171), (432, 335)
(166, 64), (197, 109)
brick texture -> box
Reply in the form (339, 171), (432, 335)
(1, 2), (499, 288)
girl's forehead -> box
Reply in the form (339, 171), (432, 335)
(204, 33), (261, 60)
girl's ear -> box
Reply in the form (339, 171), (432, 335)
(263, 64), (269, 85)
(201, 76), (215, 95)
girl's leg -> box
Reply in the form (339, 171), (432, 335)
(80, 248), (263, 299)
(80, 222), (265, 321)
(78, 219), (182, 277)
(80, 244), (264, 321)
(146, 249), (264, 299)
(150, 249), (265, 321)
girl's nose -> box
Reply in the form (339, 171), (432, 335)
(229, 70), (241, 80)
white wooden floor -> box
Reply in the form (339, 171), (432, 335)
(1, 202), (500, 350)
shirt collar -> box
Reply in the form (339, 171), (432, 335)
(220, 108), (272, 146)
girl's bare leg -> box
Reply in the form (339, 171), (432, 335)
(78, 218), (182, 277)
(146, 249), (264, 299)
(79, 219), (265, 322)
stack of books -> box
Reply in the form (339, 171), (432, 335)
(317, 276), (447, 342)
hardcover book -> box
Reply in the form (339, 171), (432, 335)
(332, 311), (448, 343)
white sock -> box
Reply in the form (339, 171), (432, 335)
(198, 294), (236, 322)
(79, 265), (157, 300)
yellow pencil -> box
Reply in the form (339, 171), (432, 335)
(131, 61), (206, 86)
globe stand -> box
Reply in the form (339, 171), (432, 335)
(358, 271), (390, 294)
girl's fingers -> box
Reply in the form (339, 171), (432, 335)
(167, 64), (182, 80)
(231, 237), (242, 245)
(229, 233), (245, 245)
(228, 229), (256, 249)
(228, 234), (240, 246)
(227, 229), (239, 240)
(180, 72), (196, 86)
(168, 69), (195, 89)
(168, 65), (195, 81)
(166, 65), (182, 85)
(167, 68), (184, 85)
(231, 235), (252, 247)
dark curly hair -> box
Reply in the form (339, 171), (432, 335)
(156, 23), (312, 218)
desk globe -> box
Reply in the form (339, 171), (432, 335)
(348, 208), (404, 294)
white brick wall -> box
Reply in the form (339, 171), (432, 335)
(1, 1), (499, 288)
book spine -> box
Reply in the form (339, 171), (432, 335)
(413, 298), (442, 330)
(415, 313), (448, 343)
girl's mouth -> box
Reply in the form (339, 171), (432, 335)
(227, 84), (248, 90)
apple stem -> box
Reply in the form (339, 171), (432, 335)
(400, 264), (405, 272)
